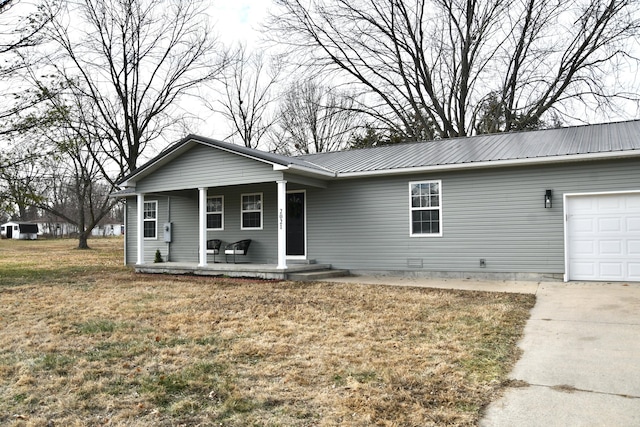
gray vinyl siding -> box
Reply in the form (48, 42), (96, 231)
(305, 158), (640, 275)
(135, 143), (283, 193)
(126, 156), (640, 275)
(126, 196), (175, 264)
(203, 183), (279, 263)
(163, 192), (198, 262)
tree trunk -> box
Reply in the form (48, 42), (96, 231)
(77, 232), (91, 249)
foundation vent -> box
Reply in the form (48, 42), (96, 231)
(407, 258), (424, 268)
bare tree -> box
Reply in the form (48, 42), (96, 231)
(0, 0), (57, 126)
(0, 142), (45, 220)
(212, 44), (281, 149)
(10, 91), (121, 249)
(269, 0), (640, 139)
(271, 80), (362, 154)
(41, 0), (230, 178)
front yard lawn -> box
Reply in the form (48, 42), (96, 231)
(0, 238), (535, 426)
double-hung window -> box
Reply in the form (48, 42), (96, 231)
(410, 181), (442, 236)
(143, 201), (158, 239)
(241, 193), (262, 229)
(207, 196), (224, 230)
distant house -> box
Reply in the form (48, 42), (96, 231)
(91, 223), (125, 237)
(1, 222), (38, 240)
(114, 120), (640, 282)
(35, 221), (78, 237)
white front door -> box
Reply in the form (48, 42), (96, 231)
(566, 192), (640, 281)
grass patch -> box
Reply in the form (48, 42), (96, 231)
(75, 319), (120, 334)
(0, 237), (535, 426)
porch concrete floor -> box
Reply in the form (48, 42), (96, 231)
(135, 262), (332, 280)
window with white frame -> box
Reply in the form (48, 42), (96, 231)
(207, 196), (224, 230)
(143, 201), (157, 239)
(241, 193), (262, 229)
(410, 181), (442, 236)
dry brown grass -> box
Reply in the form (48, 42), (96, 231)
(0, 238), (535, 426)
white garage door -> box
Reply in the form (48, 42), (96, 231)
(566, 192), (640, 281)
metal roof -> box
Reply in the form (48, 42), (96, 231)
(120, 120), (640, 187)
(297, 120), (640, 174)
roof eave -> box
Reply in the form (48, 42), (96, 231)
(284, 163), (336, 178)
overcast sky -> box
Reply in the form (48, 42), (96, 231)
(212, 0), (271, 47)
(181, 0), (274, 143)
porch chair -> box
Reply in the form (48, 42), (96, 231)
(225, 239), (252, 263)
(206, 239), (222, 263)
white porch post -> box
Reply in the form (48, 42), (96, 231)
(198, 187), (208, 267)
(277, 180), (288, 269)
(136, 193), (145, 265)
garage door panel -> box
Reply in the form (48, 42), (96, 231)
(572, 217), (594, 233)
(599, 263), (624, 279)
(599, 240), (623, 255)
(570, 262), (595, 278)
(627, 196), (640, 210)
(568, 193), (640, 281)
(570, 197), (595, 213)
(597, 217), (622, 232)
(598, 197), (623, 210)
(627, 217), (640, 232)
(572, 240), (595, 255)
(628, 240), (640, 255)
(628, 263), (640, 280)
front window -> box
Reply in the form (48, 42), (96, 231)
(143, 201), (157, 239)
(207, 196), (224, 230)
(410, 181), (442, 236)
(241, 193), (262, 229)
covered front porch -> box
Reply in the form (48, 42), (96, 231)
(134, 261), (348, 281)
(134, 181), (293, 269)
(120, 135), (336, 270)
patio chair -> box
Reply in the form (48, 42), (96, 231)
(225, 239), (252, 263)
(206, 239), (222, 262)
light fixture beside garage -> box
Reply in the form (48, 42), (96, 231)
(544, 190), (553, 208)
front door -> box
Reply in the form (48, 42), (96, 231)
(286, 192), (306, 257)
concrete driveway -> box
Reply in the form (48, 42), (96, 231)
(480, 281), (640, 427)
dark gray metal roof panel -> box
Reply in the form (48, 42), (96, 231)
(119, 121), (640, 189)
(297, 120), (640, 173)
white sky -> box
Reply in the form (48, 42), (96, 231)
(183, 0), (274, 144)
(210, 0), (272, 47)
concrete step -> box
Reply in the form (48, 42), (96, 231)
(288, 259), (317, 265)
(287, 269), (350, 282)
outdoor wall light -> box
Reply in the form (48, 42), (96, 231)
(544, 189), (553, 208)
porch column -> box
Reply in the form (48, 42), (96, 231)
(136, 193), (144, 265)
(198, 187), (208, 267)
(277, 180), (287, 269)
